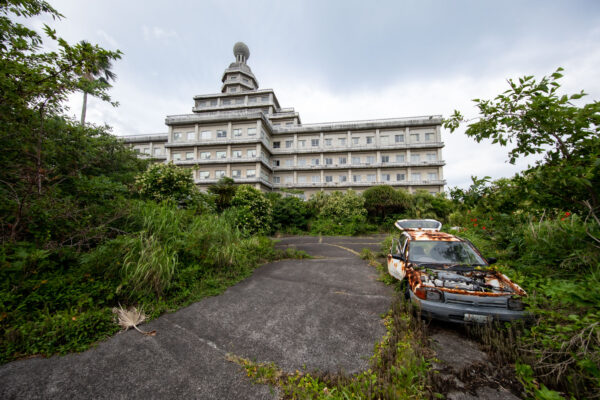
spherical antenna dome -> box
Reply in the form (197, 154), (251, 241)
(233, 42), (250, 61)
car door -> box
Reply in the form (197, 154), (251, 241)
(387, 236), (407, 280)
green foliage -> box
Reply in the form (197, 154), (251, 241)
(135, 163), (197, 205)
(270, 194), (310, 233)
(207, 177), (237, 212)
(363, 185), (412, 221)
(230, 185), (273, 235)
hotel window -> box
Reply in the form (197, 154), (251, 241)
(396, 154), (405, 163)
(298, 159), (306, 166)
(339, 157), (347, 165)
(311, 176), (320, 183)
(298, 176), (307, 183)
(173, 132), (182, 141)
(285, 122), (293, 126)
(200, 152), (211, 160)
(285, 159), (293, 167)
(222, 99), (231, 105)
(366, 136), (374, 144)
(427, 153), (437, 162)
(196, 101), (206, 108)
(298, 140), (306, 148)
(185, 151), (194, 160)
(154, 148), (162, 156)
(210, 100), (217, 106)
(229, 76), (237, 81)
(325, 138), (332, 146)
(187, 132), (195, 141)
(366, 156), (375, 164)
(284, 176), (293, 183)
(249, 97), (257, 103)
(428, 172), (438, 181)
(352, 156), (361, 165)
(133, 148), (140, 154)
(273, 141), (281, 149)
(395, 134), (404, 143)
(411, 173), (421, 182)
(311, 139), (319, 147)
(311, 158), (320, 166)
(173, 153), (182, 161)
(380, 136), (389, 145)
(201, 131), (211, 140)
(232, 170), (241, 178)
(215, 170), (225, 178)
(352, 137), (359, 145)
(199, 171), (210, 179)
(339, 138), (346, 146)
(232, 150), (242, 158)
(396, 173), (405, 181)
(381, 155), (389, 163)
(325, 175), (333, 182)
(246, 169), (256, 177)
(367, 174), (376, 182)
(143, 148), (150, 154)
(273, 160), (280, 167)
(425, 132), (435, 141)
(285, 140), (293, 148)
(261, 96), (269, 102)
(242, 78), (249, 83)
(247, 149), (257, 157)
(353, 175), (361, 182)
(411, 154), (420, 163)
(410, 133), (420, 142)
(216, 151), (226, 159)
(247, 127), (257, 136)
(235, 98), (244, 104)
(217, 130), (227, 138)
(339, 175), (347, 183)
(233, 128), (242, 137)
(382, 174), (391, 182)
(273, 176), (281, 183)
(325, 157), (333, 165)
(229, 88), (237, 93)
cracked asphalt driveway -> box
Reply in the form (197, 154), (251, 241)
(0, 235), (392, 399)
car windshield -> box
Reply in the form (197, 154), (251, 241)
(408, 240), (486, 265)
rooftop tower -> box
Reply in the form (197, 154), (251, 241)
(221, 42), (258, 93)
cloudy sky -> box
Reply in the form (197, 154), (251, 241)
(32, 0), (600, 189)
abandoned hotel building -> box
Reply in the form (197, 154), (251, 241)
(122, 42), (446, 198)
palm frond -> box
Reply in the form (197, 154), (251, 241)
(112, 305), (156, 336)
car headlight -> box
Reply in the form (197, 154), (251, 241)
(507, 297), (524, 311)
(414, 287), (444, 302)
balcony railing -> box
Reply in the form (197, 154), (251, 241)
(172, 155), (272, 170)
(194, 177), (273, 188)
(166, 137), (271, 148)
(270, 141), (444, 154)
(272, 180), (446, 188)
(272, 160), (445, 170)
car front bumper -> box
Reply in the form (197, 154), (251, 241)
(409, 291), (527, 324)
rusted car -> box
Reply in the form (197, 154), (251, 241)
(387, 219), (527, 323)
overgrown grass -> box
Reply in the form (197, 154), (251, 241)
(0, 200), (295, 364)
(228, 295), (434, 399)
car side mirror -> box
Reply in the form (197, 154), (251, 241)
(392, 253), (404, 261)
(487, 257), (497, 265)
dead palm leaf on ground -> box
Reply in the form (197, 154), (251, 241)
(112, 305), (156, 336)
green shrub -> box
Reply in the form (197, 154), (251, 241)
(363, 185), (412, 221)
(271, 195), (310, 233)
(230, 185), (273, 235)
(136, 163), (197, 204)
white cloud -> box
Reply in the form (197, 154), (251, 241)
(96, 29), (119, 49)
(141, 25), (178, 42)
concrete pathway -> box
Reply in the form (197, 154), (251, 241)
(0, 236), (392, 399)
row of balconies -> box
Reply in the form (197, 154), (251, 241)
(273, 180), (446, 188)
(273, 160), (445, 170)
(270, 141), (443, 154)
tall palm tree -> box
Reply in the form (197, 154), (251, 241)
(79, 41), (118, 125)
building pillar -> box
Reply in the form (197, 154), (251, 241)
(226, 163), (231, 176)
(376, 150), (381, 165)
(347, 130), (351, 147)
(320, 153), (324, 165)
(195, 145), (199, 160)
(406, 149), (411, 163)
(293, 170), (297, 184)
(227, 122), (232, 138)
(375, 129), (380, 146)
(195, 123), (199, 139)
(227, 144), (231, 158)
(293, 154), (297, 167)
(294, 133), (298, 148)
(320, 169), (324, 183)
(377, 167), (381, 183)
(320, 132), (324, 148)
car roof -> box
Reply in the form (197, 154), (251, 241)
(404, 230), (461, 242)
(395, 219), (442, 232)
